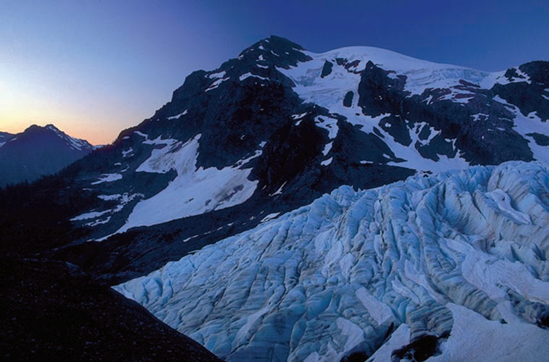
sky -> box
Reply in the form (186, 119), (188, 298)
(1, 0), (548, 145)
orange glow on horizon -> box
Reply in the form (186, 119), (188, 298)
(0, 113), (131, 146)
(0, 63), (159, 146)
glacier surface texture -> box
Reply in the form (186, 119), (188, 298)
(116, 161), (549, 361)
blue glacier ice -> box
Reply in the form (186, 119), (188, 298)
(115, 161), (549, 361)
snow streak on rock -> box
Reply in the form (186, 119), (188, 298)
(116, 161), (549, 361)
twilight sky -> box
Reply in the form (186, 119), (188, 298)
(1, 0), (548, 145)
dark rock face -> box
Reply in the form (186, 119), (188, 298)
(321, 60), (334, 78)
(356, 61), (535, 166)
(0, 125), (93, 188)
(492, 61), (549, 121)
(358, 61), (405, 117)
(0, 256), (221, 361)
(528, 132), (549, 146)
(391, 333), (449, 362)
(252, 115), (327, 195)
(343, 91), (354, 107)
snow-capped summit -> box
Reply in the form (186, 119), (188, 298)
(43, 124), (94, 151)
(0, 124), (94, 187)
(4, 36), (549, 281)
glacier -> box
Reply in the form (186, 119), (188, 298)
(115, 161), (549, 361)
(278, 47), (480, 174)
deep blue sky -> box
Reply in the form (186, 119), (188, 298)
(1, 0), (548, 144)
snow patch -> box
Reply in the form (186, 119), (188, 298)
(167, 110), (188, 120)
(261, 212), (281, 223)
(115, 135), (258, 233)
(321, 157), (333, 166)
(91, 173), (122, 185)
(239, 73), (269, 82)
(291, 112), (308, 120)
(122, 148), (133, 158)
(429, 304), (549, 361)
(508, 106), (549, 163)
(322, 142), (333, 156)
(270, 182), (286, 196)
(71, 209), (111, 221)
(315, 116), (338, 139)
(97, 194), (122, 201)
(206, 76), (229, 92)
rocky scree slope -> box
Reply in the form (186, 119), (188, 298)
(0, 255), (221, 361)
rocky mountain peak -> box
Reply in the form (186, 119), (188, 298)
(237, 35), (311, 68)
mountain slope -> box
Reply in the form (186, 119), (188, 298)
(116, 161), (549, 361)
(0, 131), (14, 147)
(0, 256), (221, 361)
(0, 124), (94, 187)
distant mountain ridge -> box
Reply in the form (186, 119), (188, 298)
(0, 124), (94, 187)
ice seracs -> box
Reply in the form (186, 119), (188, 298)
(280, 46), (491, 106)
(115, 161), (549, 361)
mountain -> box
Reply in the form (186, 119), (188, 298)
(40, 36), (549, 283)
(0, 124), (94, 187)
(115, 161), (549, 361)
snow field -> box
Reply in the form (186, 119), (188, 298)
(115, 135), (258, 233)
